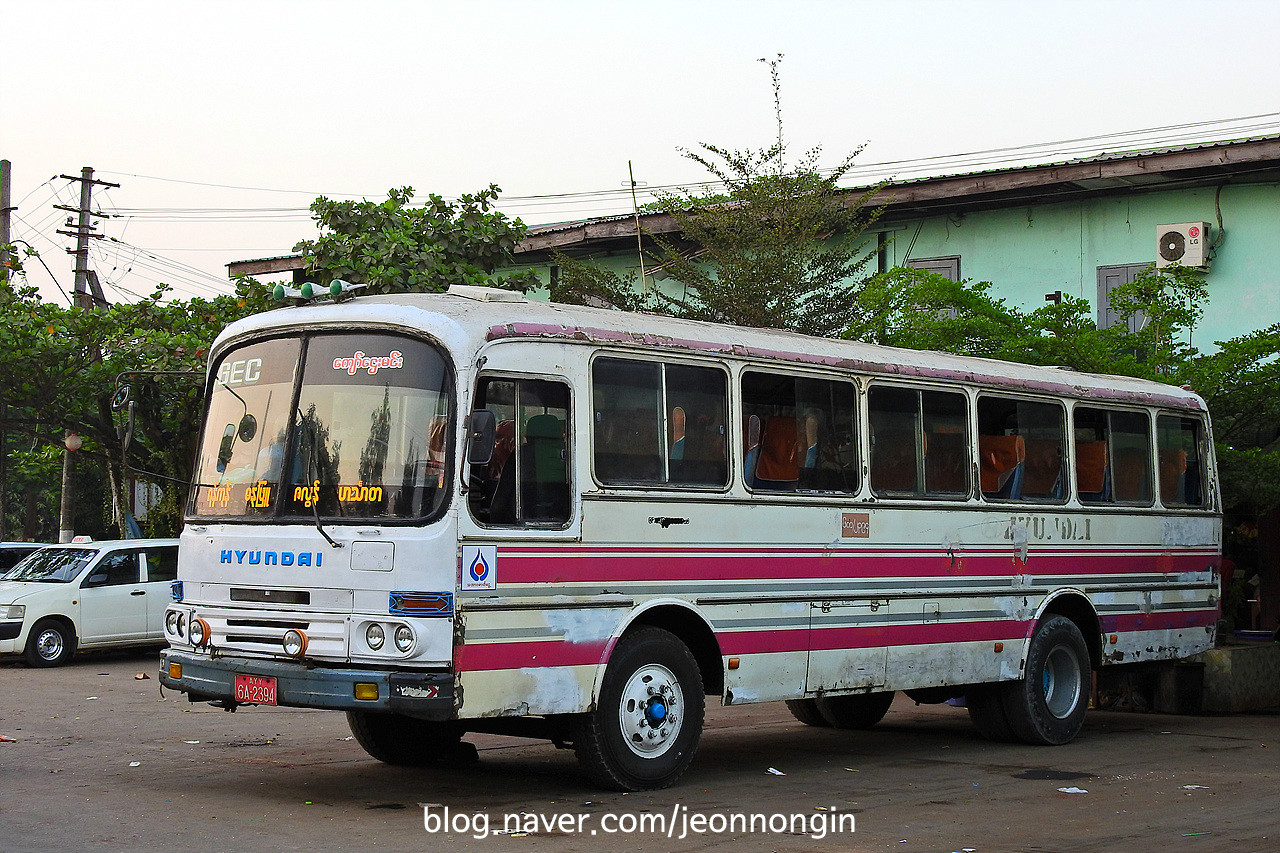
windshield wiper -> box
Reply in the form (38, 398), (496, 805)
(298, 411), (343, 550)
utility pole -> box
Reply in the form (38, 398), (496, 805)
(55, 167), (117, 309)
(53, 167), (118, 541)
(1, 159), (12, 279)
(1, 160), (11, 541)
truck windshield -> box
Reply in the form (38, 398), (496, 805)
(189, 332), (453, 521)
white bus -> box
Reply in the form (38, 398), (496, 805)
(160, 285), (1221, 790)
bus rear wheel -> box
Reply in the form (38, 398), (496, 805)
(784, 698), (831, 727)
(814, 691), (895, 729)
(1001, 615), (1091, 745)
(574, 626), (704, 791)
(346, 711), (469, 766)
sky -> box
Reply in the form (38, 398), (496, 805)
(4, 0), (1280, 304)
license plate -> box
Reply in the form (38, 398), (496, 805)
(234, 674), (277, 705)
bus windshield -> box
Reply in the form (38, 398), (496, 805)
(189, 332), (453, 521)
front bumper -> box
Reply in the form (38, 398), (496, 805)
(160, 648), (456, 721)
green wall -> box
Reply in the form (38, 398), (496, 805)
(511, 181), (1280, 348)
(883, 182), (1280, 348)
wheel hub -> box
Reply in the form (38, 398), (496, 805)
(618, 663), (684, 758)
(36, 630), (63, 660)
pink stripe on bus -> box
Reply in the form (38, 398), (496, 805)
(487, 548), (1217, 584)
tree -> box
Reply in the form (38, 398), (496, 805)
(293, 185), (539, 294)
(553, 55), (884, 336)
(0, 276), (274, 538)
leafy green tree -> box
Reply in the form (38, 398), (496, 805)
(293, 185), (539, 294)
(553, 56), (883, 337)
(0, 276), (273, 538)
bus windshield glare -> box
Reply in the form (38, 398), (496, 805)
(189, 332), (453, 521)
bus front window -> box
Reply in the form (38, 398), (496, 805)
(190, 333), (454, 521)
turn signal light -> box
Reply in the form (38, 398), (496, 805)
(168, 662), (182, 680)
(354, 683), (379, 701)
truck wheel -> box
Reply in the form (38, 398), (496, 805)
(1001, 615), (1091, 745)
(785, 698), (831, 727)
(814, 691), (895, 729)
(346, 711), (467, 766)
(25, 619), (76, 667)
(574, 626), (704, 791)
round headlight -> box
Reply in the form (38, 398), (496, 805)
(365, 623), (385, 651)
(165, 611), (179, 635)
(394, 625), (414, 652)
(189, 618), (210, 647)
(176, 613), (186, 639)
(282, 629), (308, 657)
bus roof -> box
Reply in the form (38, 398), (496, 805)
(214, 287), (1206, 412)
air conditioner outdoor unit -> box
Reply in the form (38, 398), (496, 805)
(1156, 222), (1211, 268)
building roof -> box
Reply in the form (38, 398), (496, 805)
(227, 134), (1280, 277)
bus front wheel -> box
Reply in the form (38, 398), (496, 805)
(575, 626), (705, 791)
(346, 711), (469, 766)
(1001, 615), (1091, 745)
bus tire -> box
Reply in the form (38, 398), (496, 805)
(1001, 615), (1091, 745)
(346, 711), (466, 766)
(784, 699), (831, 727)
(965, 685), (1016, 742)
(574, 626), (704, 791)
(814, 691), (895, 729)
(25, 618), (76, 667)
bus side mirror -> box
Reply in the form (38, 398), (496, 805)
(466, 410), (496, 466)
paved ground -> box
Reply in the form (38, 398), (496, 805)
(1, 650), (1275, 853)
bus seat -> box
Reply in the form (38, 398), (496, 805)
(522, 413), (569, 519)
(753, 415), (800, 489)
(1159, 448), (1188, 504)
(924, 431), (967, 494)
(597, 409), (661, 481)
(1112, 447), (1151, 502)
(1022, 439), (1063, 499)
(1074, 440), (1108, 501)
(872, 428), (919, 493)
(979, 434), (1025, 498)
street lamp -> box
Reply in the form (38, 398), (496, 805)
(58, 431), (81, 543)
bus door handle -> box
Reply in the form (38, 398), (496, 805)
(648, 516), (689, 528)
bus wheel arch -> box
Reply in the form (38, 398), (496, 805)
(1034, 591), (1103, 673)
(574, 624), (706, 790)
(608, 602), (724, 698)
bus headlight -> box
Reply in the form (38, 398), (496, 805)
(165, 611), (179, 636)
(365, 623), (385, 651)
(189, 618), (210, 648)
(6, 604), (26, 620)
(176, 613), (186, 639)
(282, 629), (308, 657)
(394, 625), (414, 652)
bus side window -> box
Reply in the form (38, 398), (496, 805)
(869, 385), (968, 499)
(977, 396), (1066, 503)
(468, 378), (572, 528)
(1074, 407), (1152, 505)
(743, 371), (858, 494)
(1157, 414), (1206, 507)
